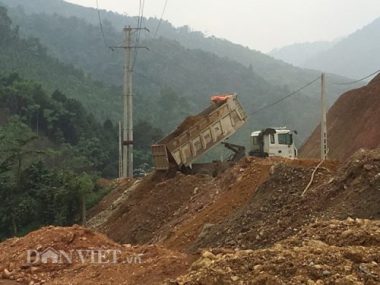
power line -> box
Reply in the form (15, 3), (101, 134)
(332, 69), (380, 85)
(96, 0), (112, 51)
(251, 76), (321, 116)
(136, 0), (142, 28)
(132, 0), (147, 70)
(136, 0), (145, 45)
(154, 0), (169, 38)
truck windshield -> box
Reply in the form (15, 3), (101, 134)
(278, 133), (293, 145)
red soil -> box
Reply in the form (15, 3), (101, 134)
(300, 74), (380, 161)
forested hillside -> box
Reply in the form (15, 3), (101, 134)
(0, 1), (356, 145)
(0, 7), (166, 239)
(0, 9), (163, 166)
(0, 6), (121, 122)
(1, 0), (353, 91)
(0, 73), (111, 239)
(0, 73), (161, 239)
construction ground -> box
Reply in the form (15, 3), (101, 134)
(0, 147), (379, 285)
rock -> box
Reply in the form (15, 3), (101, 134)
(346, 217), (354, 223)
(2, 268), (12, 279)
(253, 264), (263, 271)
(335, 275), (361, 285)
(341, 229), (354, 238)
(198, 224), (214, 240)
(202, 251), (216, 260)
(20, 263), (32, 269)
(322, 270), (331, 276)
(363, 164), (374, 171)
(306, 239), (328, 248)
(190, 257), (213, 270)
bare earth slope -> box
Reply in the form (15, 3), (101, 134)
(300, 74), (380, 161)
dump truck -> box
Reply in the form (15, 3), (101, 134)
(249, 128), (298, 159)
(151, 94), (248, 170)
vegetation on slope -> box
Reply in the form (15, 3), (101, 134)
(1, 3), (346, 145)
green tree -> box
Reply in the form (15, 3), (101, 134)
(0, 118), (40, 235)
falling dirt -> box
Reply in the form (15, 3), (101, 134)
(87, 178), (134, 220)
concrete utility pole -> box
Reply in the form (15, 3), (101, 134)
(112, 26), (148, 178)
(320, 73), (328, 160)
(123, 26), (133, 178)
(118, 121), (122, 178)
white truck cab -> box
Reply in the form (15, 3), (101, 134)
(249, 128), (298, 159)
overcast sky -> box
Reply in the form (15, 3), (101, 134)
(65, 0), (380, 52)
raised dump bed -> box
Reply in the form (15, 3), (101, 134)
(151, 94), (247, 170)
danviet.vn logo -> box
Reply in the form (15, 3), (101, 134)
(26, 247), (143, 265)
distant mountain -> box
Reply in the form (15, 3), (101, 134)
(270, 17), (380, 80)
(1, 0), (353, 97)
(0, 0), (356, 146)
(269, 41), (335, 67)
(303, 17), (380, 79)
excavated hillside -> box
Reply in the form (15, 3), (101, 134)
(193, 148), (380, 251)
(0, 149), (379, 284)
(300, 74), (380, 161)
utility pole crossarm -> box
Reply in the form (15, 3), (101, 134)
(110, 46), (150, 50)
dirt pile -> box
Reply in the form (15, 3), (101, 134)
(300, 74), (380, 161)
(192, 161), (337, 250)
(172, 219), (380, 285)
(193, 148), (380, 251)
(0, 225), (191, 285)
(89, 157), (304, 250)
(320, 148), (380, 220)
(92, 171), (219, 244)
(159, 157), (275, 250)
